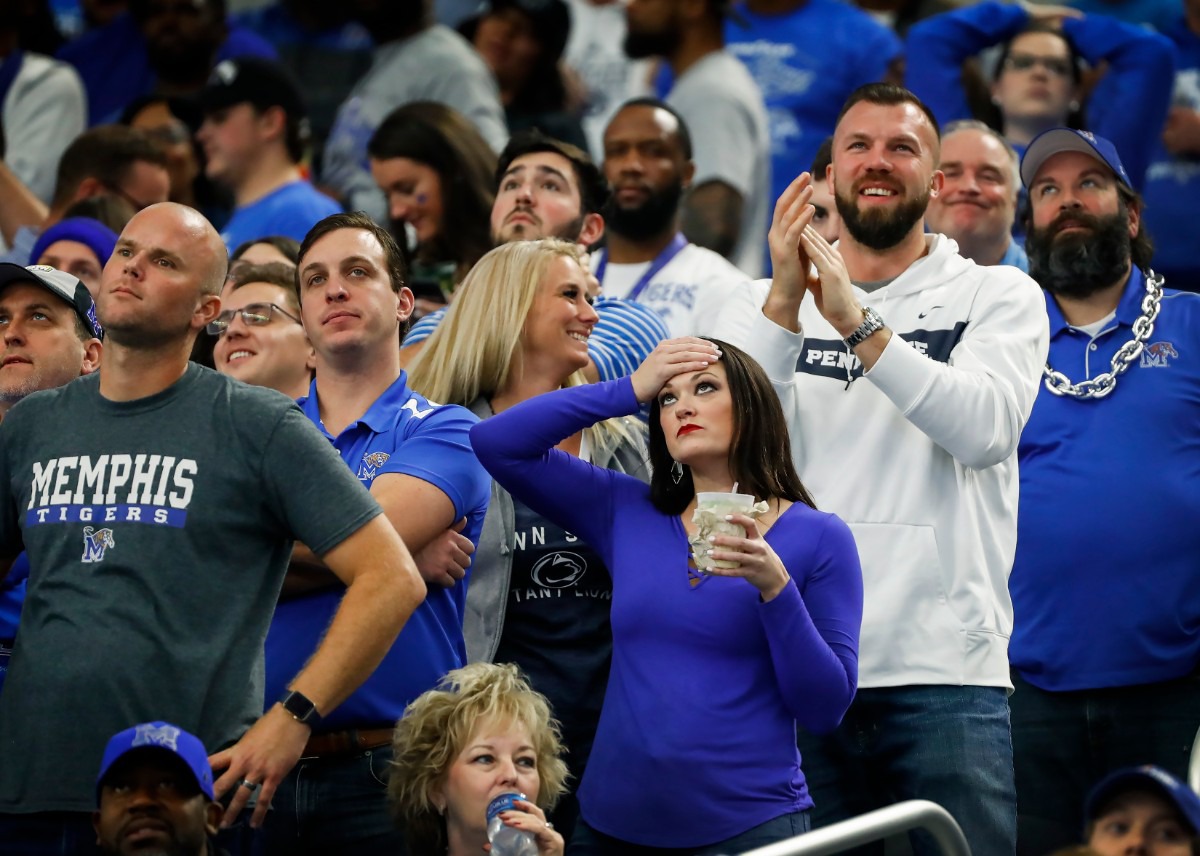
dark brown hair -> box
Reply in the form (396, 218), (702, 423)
(298, 211), (408, 295)
(368, 101), (497, 277)
(836, 83), (941, 141)
(52, 126), (169, 210)
(647, 338), (816, 515)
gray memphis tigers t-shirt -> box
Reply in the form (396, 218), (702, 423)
(0, 363), (382, 813)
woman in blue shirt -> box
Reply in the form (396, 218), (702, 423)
(470, 336), (864, 854)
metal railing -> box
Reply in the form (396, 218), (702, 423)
(738, 800), (972, 856)
(1189, 723), (1200, 794)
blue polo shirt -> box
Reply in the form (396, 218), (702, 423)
(1010, 269), (1200, 692)
(263, 373), (490, 729)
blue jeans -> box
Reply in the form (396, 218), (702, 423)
(795, 685), (1016, 856)
(1011, 670), (1200, 856)
(568, 810), (810, 855)
(0, 809), (260, 856)
(261, 746), (405, 856)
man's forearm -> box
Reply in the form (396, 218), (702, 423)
(0, 162), (48, 245)
(680, 180), (744, 260)
(284, 521), (425, 714)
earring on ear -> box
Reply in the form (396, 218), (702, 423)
(991, 95), (1002, 107)
(1069, 100), (1081, 112)
(671, 460), (684, 485)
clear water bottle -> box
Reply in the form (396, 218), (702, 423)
(486, 792), (539, 856)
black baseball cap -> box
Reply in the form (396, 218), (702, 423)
(196, 57), (306, 121)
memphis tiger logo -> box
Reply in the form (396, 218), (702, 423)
(1140, 341), (1179, 368)
(132, 722), (180, 750)
(357, 451), (392, 482)
(81, 526), (115, 563)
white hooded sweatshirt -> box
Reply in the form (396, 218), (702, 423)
(712, 234), (1049, 689)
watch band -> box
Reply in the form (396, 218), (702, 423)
(278, 690), (322, 726)
(844, 306), (885, 349)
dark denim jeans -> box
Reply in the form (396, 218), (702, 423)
(260, 745), (405, 856)
(796, 685), (1016, 856)
(1010, 670), (1200, 856)
(0, 809), (259, 856)
(568, 810), (810, 855)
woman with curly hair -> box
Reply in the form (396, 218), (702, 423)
(389, 662), (569, 856)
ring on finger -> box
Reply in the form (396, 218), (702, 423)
(237, 779), (261, 793)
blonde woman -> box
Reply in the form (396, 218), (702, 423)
(389, 662), (569, 856)
(407, 238), (646, 840)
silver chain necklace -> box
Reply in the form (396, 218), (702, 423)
(1043, 270), (1164, 400)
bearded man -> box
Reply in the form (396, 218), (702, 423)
(712, 82), (1050, 856)
(1008, 128), (1200, 856)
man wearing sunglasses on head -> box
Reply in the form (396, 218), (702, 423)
(212, 262), (314, 400)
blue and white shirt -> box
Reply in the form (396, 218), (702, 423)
(405, 295), (669, 382)
(220, 181), (341, 254)
(263, 372), (490, 728)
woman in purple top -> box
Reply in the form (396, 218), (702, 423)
(470, 337), (864, 855)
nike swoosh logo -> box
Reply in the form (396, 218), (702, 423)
(917, 306), (943, 319)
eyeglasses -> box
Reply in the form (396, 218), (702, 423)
(1002, 53), (1074, 79)
(207, 303), (302, 336)
(102, 182), (156, 213)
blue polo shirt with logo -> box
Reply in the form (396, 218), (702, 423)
(1010, 268), (1200, 692)
(263, 372), (490, 728)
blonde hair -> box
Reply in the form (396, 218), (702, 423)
(407, 239), (630, 454)
(389, 663), (569, 854)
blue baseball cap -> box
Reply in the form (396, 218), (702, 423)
(1084, 765), (1200, 834)
(0, 263), (103, 339)
(1020, 128), (1133, 191)
(96, 721), (215, 804)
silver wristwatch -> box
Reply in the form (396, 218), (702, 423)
(844, 306), (885, 348)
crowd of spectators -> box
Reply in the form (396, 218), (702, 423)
(0, 0), (1197, 854)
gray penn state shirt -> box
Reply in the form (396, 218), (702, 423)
(0, 364), (383, 813)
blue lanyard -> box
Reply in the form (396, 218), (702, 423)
(594, 233), (688, 302)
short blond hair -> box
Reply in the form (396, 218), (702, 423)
(388, 663), (569, 854)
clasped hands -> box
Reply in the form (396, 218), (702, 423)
(768, 172), (863, 339)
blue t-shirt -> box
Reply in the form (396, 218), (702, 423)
(58, 12), (277, 126)
(263, 373), (491, 729)
(1010, 271), (1200, 691)
(1143, 18), (1200, 290)
(220, 181), (342, 253)
(724, 0), (900, 216)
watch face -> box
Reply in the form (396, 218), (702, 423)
(283, 691), (316, 721)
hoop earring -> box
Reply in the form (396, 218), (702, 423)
(671, 460), (683, 485)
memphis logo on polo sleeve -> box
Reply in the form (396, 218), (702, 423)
(24, 453), (198, 533)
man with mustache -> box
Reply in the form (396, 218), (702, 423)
(1008, 128), (1200, 856)
(715, 83), (1049, 856)
(401, 131), (668, 381)
(596, 97), (748, 337)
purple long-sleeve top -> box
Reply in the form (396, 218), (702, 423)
(469, 378), (863, 848)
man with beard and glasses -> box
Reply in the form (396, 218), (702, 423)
(713, 83), (1049, 856)
(401, 131), (669, 382)
(1007, 128), (1200, 856)
(595, 98), (747, 337)
(624, 0), (769, 276)
(94, 722), (226, 856)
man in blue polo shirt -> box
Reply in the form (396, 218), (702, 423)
(1010, 128), (1200, 856)
(261, 212), (490, 855)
